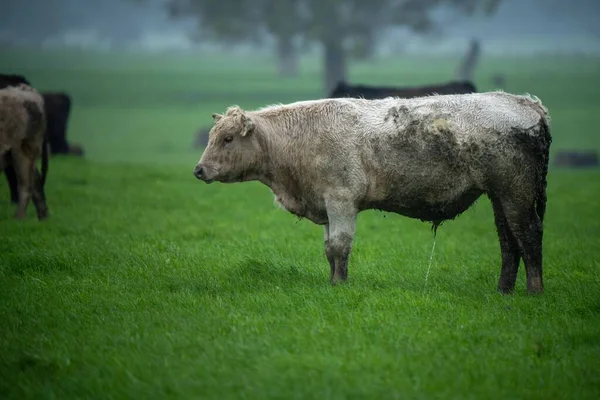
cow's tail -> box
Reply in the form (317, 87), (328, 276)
(526, 94), (552, 224)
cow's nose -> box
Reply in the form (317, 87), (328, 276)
(194, 165), (204, 179)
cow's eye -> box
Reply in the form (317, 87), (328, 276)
(224, 135), (233, 144)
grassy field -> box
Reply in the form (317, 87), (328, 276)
(1, 49), (599, 399)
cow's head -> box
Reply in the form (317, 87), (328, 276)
(194, 105), (263, 184)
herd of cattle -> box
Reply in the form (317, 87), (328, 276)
(0, 73), (83, 218)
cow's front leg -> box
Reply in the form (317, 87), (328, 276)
(325, 200), (357, 285)
(323, 224), (335, 282)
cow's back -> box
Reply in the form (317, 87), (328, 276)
(351, 92), (542, 142)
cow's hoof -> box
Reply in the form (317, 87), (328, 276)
(527, 277), (544, 295)
(527, 287), (544, 295)
(497, 284), (516, 294)
(497, 287), (514, 295)
(330, 277), (348, 286)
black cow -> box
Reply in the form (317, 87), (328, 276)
(329, 80), (477, 100)
(42, 92), (83, 156)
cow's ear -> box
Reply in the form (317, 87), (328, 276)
(240, 113), (255, 137)
(212, 113), (223, 122)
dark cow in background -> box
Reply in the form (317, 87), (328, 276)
(43, 92), (83, 156)
(329, 80), (477, 100)
(192, 126), (211, 149)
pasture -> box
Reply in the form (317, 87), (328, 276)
(1, 49), (599, 399)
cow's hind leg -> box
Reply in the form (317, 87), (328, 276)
(489, 194), (521, 293)
(323, 224), (336, 282)
(1, 153), (20, 203)
(31, 167), (48, 220)
(499, 195), (544, 294)
(11, 148), (34, 219)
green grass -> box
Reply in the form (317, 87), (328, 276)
(1, 49), (599, 399)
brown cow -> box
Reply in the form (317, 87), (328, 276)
(0, 84), (49, 220)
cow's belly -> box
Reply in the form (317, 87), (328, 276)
(362, 171), (484, 222)
(367, 189), (483, 222)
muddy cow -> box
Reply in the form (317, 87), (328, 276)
(0, 84), (49, 220)
(193, 91), (551, 294)
(330, 80), (477, 99)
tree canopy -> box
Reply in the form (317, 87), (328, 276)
(141, 0), (502, 92)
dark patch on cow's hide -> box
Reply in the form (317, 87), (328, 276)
(23, 100), (44, 141)
(384, 105), (410, 126)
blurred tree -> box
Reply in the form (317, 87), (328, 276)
(303, 0), (502, 93)
(133, 0), (502, 92)
(455, 38), (481, 82)
(263, 1), (304, 77)
(152, 0), (304, 77)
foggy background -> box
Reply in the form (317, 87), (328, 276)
(1, 0), (598, 55)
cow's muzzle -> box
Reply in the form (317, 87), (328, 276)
(194, 163), (215, 183)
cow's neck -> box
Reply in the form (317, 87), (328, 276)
(254, 122), (305, 205)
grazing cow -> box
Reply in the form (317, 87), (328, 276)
(329, 80), (477, 99)
(0, 84), (49, 220)
(193, 91), (552, 294)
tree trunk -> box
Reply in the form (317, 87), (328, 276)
(323, 39), (347, 96)
(354, 30), (376, 61)
(277, 36), (298, 78)
(455, 38), (481, 82)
